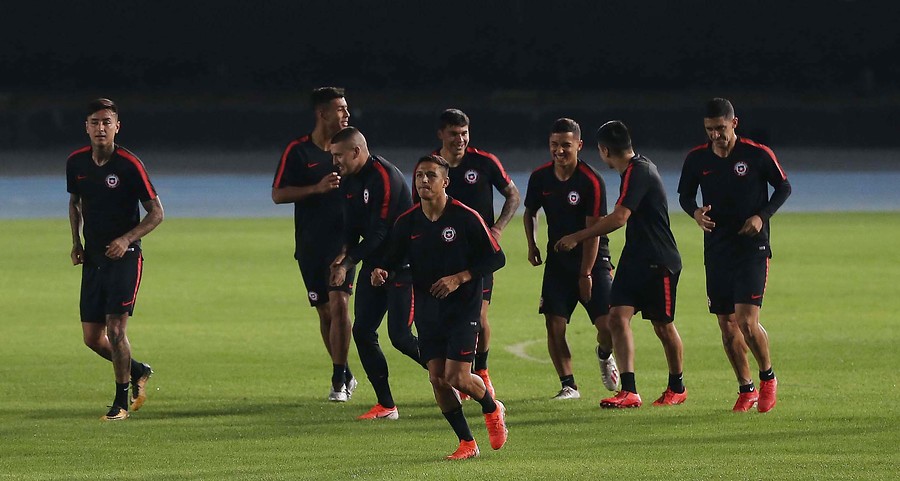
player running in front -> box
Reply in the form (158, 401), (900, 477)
(372, 155), (507, 460)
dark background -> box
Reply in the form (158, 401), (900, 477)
(2, 1), (899, 158)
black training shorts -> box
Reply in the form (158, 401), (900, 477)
(414, 287), (481, 363)
(539, 257), (613, 322)
(610, 260), (679, 323)
(296, 254), (354, 307)
(705, 255), (769, 314)
(80, 249), (143, 323)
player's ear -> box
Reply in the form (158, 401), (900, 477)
(732, 116), (739, 130)
(577, 139), (583, 151)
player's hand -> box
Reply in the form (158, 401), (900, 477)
(330, 264), (347, 287)
(371, 268), (389, 287)
(490, 226), (502, 241)
(555, 235), (578, 252)
(738, 215), (763, 236)
(71, 243), (84, 265)
(317, 172), (341, 194)
(578, 275), (592, 303)
(693, 205), (715, 232)
(105, 237), (130, 259)
(430, 274), (462, 299)
(527, 245), (543, 266)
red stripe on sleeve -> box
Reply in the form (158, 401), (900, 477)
(616, 163), (634, 206)
(273, 136), (307, 188)
(397, 203), (420, 221)
(117, 148), (157, 199)
(577, 163), (602, 216)
(67, 145), (92, 159)
(373, 160), (392, 219)
(469, 147), (511, 184)
(452, 199), (501, 252)
(740, 138), (786, 180)
(687, 143), (709, 154)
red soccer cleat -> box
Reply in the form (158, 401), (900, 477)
(484, 400), (508, 450)
(758, 378), (778, 413)
(600, 390), (643, 409)
(652, 387), (688, 406)
(446, 439), (480, 460)
(475, 369), (496, 399)
(357, 403), (399, 420)
(732, 390), (760, 412)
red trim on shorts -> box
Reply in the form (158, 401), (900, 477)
(616, 163), (635, 206)
(739, 137), (787, 180)
(577, 162), (603, 216)
(451, 199), (501, 252)
(407, 288), (415, 328)
(273, 136), (309, 187)
(117, 148), (157, 199)
(663, 270), (672, 317)
(372, 159), (392, 220)
(123, 255), (143, 307)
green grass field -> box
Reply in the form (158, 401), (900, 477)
(1, 213), (898, 480)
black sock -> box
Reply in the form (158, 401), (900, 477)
(370, 376), (395, 409)
(597, 346), (611, 360)
(475, 390), (497, 414)
(129, 359), (143, 380)
(740, 382), (756, 393)
(668, 372), (685, 393)
(760, 367), (775, 381)
(331, 364), (346, 390)
(560, 374), (577, 390)
(344, 365), (353, 381)
(621, 372), (637, 393)
(114, 382), (129, 409)
(442, 406), (474, 441)
(474, 351), (489, 372)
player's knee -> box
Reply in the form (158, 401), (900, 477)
(352, 322), (377, 344)
(429, 371), (449, 389)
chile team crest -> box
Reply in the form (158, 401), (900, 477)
(567, 191), (580, 205)
(442, 226), (457, 242)
(464, 169), (478, 184)
(733, 161), (749, 177)
(106, 174), (119, 188)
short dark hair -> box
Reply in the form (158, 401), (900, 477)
(87, 98), (117, 118)
(330, 126), (361, 145)
(596, 120), (633, 156)
(705, 98), (735, 119)
(415, 154), (450, 176)
(551, 118), (581, 139)
(438, 109), (470, 129)
(310, 86), (346, 109)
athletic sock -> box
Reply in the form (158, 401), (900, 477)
(597, 346), (612, 360)
(474, 351), (489, 372)
(129, 359), (143, 380)
(442, 406), (474, 442)
(114, 382), (130, 409)
(621, 372), (637, 394)
(739, 382), (756, 393)
(668, 372), (685, 393)
(331, 364), (347, 391)
(560, 374), (577, 391)
(370, 376), (395, 409)
(344, 365), (353, 381)
(475, 390), (497, 414)
(760, 367), (775, 381)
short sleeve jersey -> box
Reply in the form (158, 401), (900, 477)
(616, 155), (682, 271)
(677, 137), (788, 260)
(414, 147), (511, 227)
(66, 145), (157, 262)
(341, 155), (413, 267)
(272, 135), (345, 259)
(524, 160), (612, 271)
(385, 198), (504, 311)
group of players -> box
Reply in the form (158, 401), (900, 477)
(66, 89), (791, 461)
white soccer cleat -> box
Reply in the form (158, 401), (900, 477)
(551, 386), (581, 400)
(328, 385), (349, 402)
(346, 377), (359, 399)
(597, 346), (620, 391)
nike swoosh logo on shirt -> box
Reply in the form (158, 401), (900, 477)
(542, 191), (552, 196)
(346, 194), (354, 199)
(308, 162), (320, 168)
(76, 175), (88, 180)
(702, 170), (714, 176)
(410, 234), (422, 239)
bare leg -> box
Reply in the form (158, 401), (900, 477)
(735, 304), (772, 371)
(545, 315), (572, 378)
(328, 291), (352, 366)
(446, 360), (487, 399)
(82, 322), (113, 361)
(593, 313), (613, 352)
(105, 314), (132, 384)
(718, 313), (752, 384)
(476, 301), (490, 353)
(315, 304), (333, 357)
(607, 306), (636, 372)
(651, 321), (684, 375)
(428, 358), (461, 412)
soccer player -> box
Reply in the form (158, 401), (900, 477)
(329, 127), (422, 420)
(677, 98), (791, 413)
(523, 118), (620, 400)
(67, 98), (162, 421)
(272, 87), (357, 402)
(422, 108), (521, 397)
(372, 155), (507, 460)
(556, 120), (685, 409)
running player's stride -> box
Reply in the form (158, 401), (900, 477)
(373, 155), (507, 459)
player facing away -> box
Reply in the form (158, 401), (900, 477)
(328, 127), (423, 420)
(272, 87), (358, 402)
(67, 98), (161, 421)
(522, 118), (620, 401)
(420, 108), (521, 399)
(677, 98), (791, 413)
(556, 120), (685, 409)
(372, 155), (508, 460)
